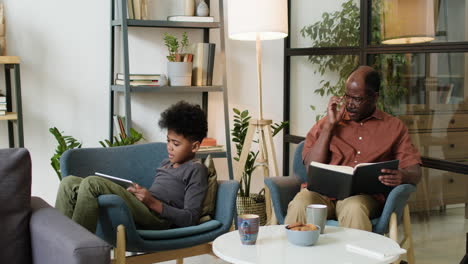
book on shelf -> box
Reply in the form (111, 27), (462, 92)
(115, 115), (127, 138)
(198, 145), (225, 152)
(0, 110), (6, 116)
(0, 103), (6, 111)
(191, 43), (215, 86)
(206, 44), (216, 86)
(116, 73), (165, 81)
(133, 0), (141, 19)
(307, 160), (399, 200)
(167, 16), (214, 22)
(126, 0), (134, 19)
(201, 137), (217, 147)
(0, 94), (5, 103)
(115, 79), (159, 86)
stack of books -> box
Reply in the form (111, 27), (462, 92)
(0, 94), (6, 116)
(115, 73), (167, 86)
(191, 43), (216, 86)
(198, 137), (224, 152)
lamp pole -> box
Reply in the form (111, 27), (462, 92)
(256, 33), (263, 120)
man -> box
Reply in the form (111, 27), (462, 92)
(285, 66), (422, 231)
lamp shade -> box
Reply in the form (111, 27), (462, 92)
(228, 0), (288, 41)
(381, 0), (435, 44)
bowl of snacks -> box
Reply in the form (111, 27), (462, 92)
(285, 222), (320, 246)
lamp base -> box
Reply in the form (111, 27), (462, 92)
(235, 118), (279, 225)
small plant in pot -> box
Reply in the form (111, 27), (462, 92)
(164, 32), (193, 86)
(232, 108), (288, 225)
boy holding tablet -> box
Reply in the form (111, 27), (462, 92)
(55, 101), (208, 233)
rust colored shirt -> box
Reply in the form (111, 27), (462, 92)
(302, 109), (421, 169)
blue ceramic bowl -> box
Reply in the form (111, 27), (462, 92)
(285, 225), (320, 246)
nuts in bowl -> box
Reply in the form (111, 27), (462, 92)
(285, 222), (320, 246)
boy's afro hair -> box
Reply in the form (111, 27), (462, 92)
(158, 101), (207, 142)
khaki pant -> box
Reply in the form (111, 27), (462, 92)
(55, 176), (171, 233)
(284, 188), (381, 232)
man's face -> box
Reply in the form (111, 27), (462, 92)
(166, 130), (198, 166)
(344, 79), (377, 122)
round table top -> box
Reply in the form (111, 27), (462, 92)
(212, 225), (402, 264)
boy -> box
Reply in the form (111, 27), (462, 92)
(55, 101), (208, 233)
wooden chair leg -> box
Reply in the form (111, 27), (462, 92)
(176, 259), (183, 264)
(389, 212), (400, 264)
(116, 224), (126, 264)
(403, 205), (416, 264)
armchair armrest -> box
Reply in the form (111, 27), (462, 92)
(30, 197), (110, 264)
(214, 180), (239, 232)
(264, 176), (302, 224)
(96, 194), (146, 252)
(373, 184), (416, 234)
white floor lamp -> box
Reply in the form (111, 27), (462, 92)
(228, 0), (288, 223)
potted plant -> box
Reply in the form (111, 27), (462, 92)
(164, 32), (193, 86)
(231, 108), (288, 225)
(50, 126), (144, 181)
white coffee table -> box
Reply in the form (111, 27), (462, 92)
(213, 225), (403, 264)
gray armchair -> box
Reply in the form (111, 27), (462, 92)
(0, 148), (111, 264)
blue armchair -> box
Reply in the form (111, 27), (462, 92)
(60, 142), (239, 264)
(265, 141), (415, 264)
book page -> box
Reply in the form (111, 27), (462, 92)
(353, 160), (398, 173)
(310, 161), (354, 175)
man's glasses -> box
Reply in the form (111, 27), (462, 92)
(343, 93), (371, 104)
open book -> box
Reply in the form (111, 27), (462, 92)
(307, 160), (399, 200)
(95, 172), (135, 189)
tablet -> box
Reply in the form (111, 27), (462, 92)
(95, 172), (135, 188)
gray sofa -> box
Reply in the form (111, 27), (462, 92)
(0, 148), (111, 264)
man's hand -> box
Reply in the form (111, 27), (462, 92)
(378, 169), (404, 187)
(326, 96), (345, 127)
(127, 184), (155, 206)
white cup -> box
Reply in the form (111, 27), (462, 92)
(306, 204), (327, 234)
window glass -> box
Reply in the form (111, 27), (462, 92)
(290, 0), (360, 48)
(371, 0), (468, 45)
(289, 55), (359, 136)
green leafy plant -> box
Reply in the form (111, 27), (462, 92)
(50, 127), (144, 180)
(49, 127), (82, 181)
(300, 0), (408, 119)
(99, 128), (144, 147)
(231, 108), (288, 197)
(163, 32), (189, 62)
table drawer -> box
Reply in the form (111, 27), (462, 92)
(409, 131), (468, 160)
(442, 172), (468, 203)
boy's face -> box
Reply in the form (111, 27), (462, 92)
(166, 130), (200, 167)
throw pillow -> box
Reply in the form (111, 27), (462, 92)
(199, 155), (218, 223)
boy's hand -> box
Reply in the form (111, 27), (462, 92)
(378, 169), (404, 186)
(127, 184), (155, 205)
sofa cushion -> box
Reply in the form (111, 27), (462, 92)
(199, 155), (218, 223)
(0, 148), (32, 264)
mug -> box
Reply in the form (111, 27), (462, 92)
(237, 214), (260, 245)
(306, 204), (327, 234)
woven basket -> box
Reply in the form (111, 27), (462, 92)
(236, 191), (266, 226)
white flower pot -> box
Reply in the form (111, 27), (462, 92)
(167, 62), (192, 86)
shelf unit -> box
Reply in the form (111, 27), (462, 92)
(0, 56), (23, 147)
(110, 0), (233, 179)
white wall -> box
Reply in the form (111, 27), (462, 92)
(0, 0), (285, 203)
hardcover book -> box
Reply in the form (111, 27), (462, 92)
(167, 16), (215, 22)
(307, 160), (399, 200)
